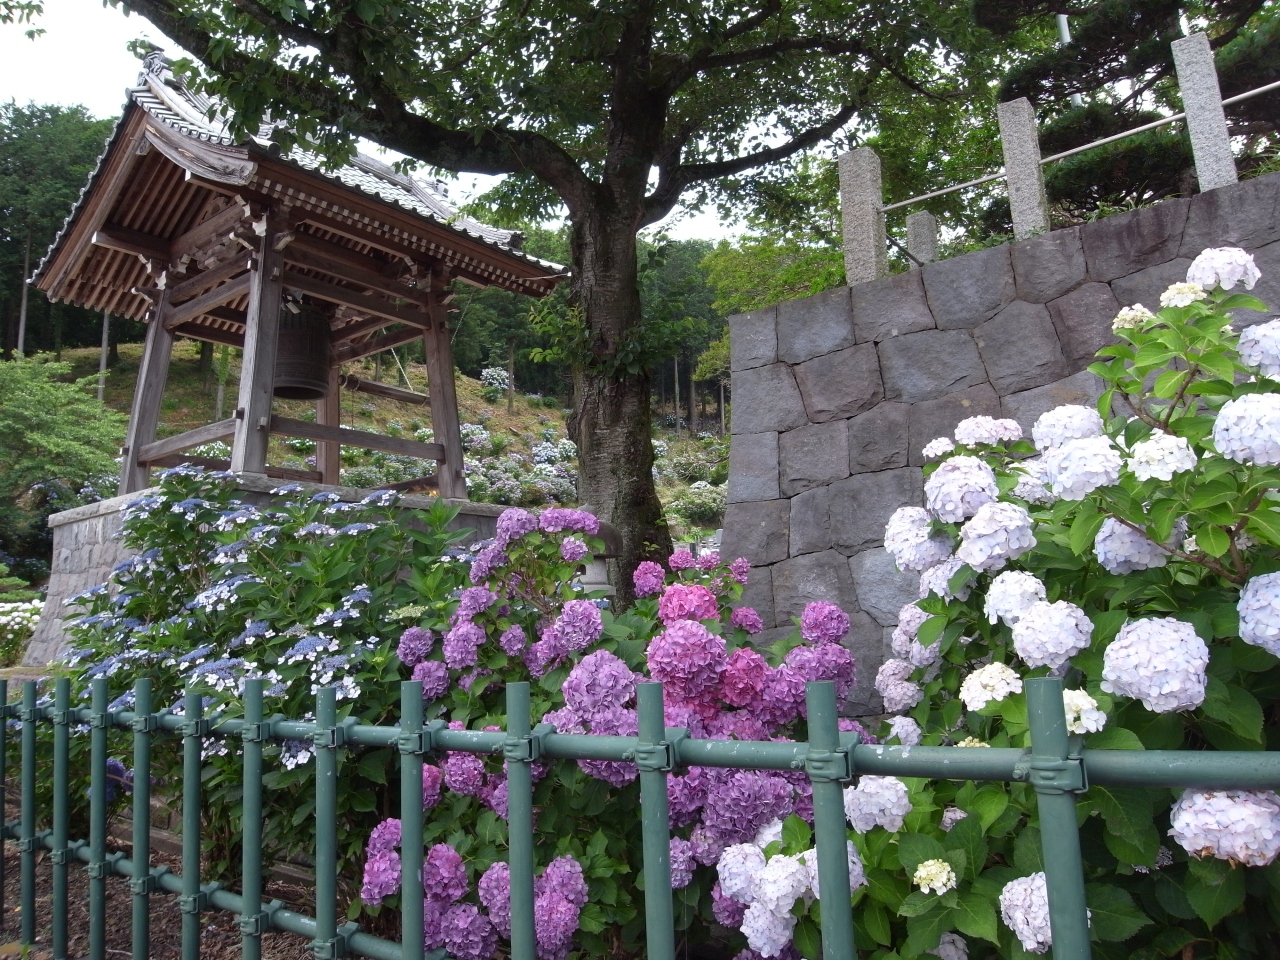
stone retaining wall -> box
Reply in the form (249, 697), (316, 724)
(722, 172), (1280, 713)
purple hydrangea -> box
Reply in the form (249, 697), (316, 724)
(799, 602), (851, 644)
(470, 545), (509, 584)
(670, 837), (696, 888)
(443, 621), (486, 669)
(563, 650), (637, 717)
(560, 538), (589, 563)
(361, 849), (401, 904)
(697, 551), (721, 571)
(534, 892), (579, 960)
(538, 508), (600, 536)
(701, 770), (794, 844)
(690, 823), (726, 866)
(412, 660), (450, 701)
(443, 753), (487, 797)
(397, 627), (434, 667)
(551, 600), (604, 652)
(758, 666), (807, 730)
(712, 882), (747, 927)
(669, 768), (711, 827)
(524, 636), (566, 678)
(658, 584), (719, 624)
(721, 647), (769, 707)
(578, 706), (640, 786)
(369, 818), (401, 854)
(495, 508), (538, 547)
(728, 558), (751, 585)
(485, 776), (509, 819)
(729, 607), (764, 635)
(669, 549), (697, 571)
(537, 856), (589, 907)
(423, 899), (448, 951)
(647, 619), (728, 702)
(705, 710), (769, 743)
(478, 862), (512, 938)
(423, 764), (444, 807)
(784, 643), (855, 705)
(455, 586), (498, 621)
(422, 843), (469, 902)
(633, 561), (666, 597)
(441, 903), (497, 960)
(499, 624), (528, 656)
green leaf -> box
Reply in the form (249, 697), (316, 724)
(1013, 826), (1043, 875)
(952, 890), (999, 944)
(1184, 857), (1246, 927)
(1069, 502), (1106, 556)
(1092, 786), (1155, 847)
(917, 615), (947, 648)
(969, 787), (1010, 831)
(944, 812), (988, 881)
(1085, 727), (1144, 751)
(861, 900), (893, 946)
(897, 833), (947, 875)
(782, 814), (813, 853)
(905, 906), (952, 957)
(1225, 684), (1264, 742)
(1084, 883), (1152, 941)
(898, 891), (941, 918)
(1152, 368), (1187, 400)
(793, 916), (821, 960)
(1197, 524), (1230, 558)
(1245, 505), (1280, 547)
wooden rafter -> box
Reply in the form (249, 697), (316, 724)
(136, 417), (238, 464)
(331, 323), (425, 364)
(282, 268), (426, 327)
(269, 416), (444, 461)
(163, 274), (251, 329)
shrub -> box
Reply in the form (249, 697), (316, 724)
(669, 484), (727, 529)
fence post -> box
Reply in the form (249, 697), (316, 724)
(905, 211), (939, 266)
(89, 677), (109, 960)
(1172, 31), (1238, 190)
(635, 683), (675, 960)
(838, 147), (888, 285)
(19, 681), (35, 947)
(0, 679), (7, 928)
(240, 679), (265, 960)
(399, 681), (425, 960)
(804, 682), (857, 960)
(133, 678), (154, 960)
(52, 677), (70, 960)
(504, 683), (536, 960)
(1025, 677), (1092, 960)
(313, 687), (340, 959)
(998, 98), (1051, 240)
(180, 688), (204, 960)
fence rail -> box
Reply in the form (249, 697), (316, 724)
(6, 675), (1280, 960)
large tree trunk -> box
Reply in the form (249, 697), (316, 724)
(569, 202), (671, 605)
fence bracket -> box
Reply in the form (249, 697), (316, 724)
(1028, 755), (1088, 795)
(503, 722), (554, 763)
(311, 921), (359, 959)
(87, 852), (125, 879)
(805, 746), (853, 783)
(90, 709), (119, 729)
(181, 717), (212, 738)
(243, 714), (284, 743)
(131, 711), (161, 733)
(311, 717), (358, 750)
(238, 898), (285, 936)
(178, 881), (221, 914)
(634, 728), (688, 773)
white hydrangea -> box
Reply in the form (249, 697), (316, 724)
(940, 808), (969, 832)
(843, 776), (912, 833)
(891, 602), (931, 658)
(1238, 572), (1280, 656)
(929, 932), (968, 960)
(1213, 394), (1280, 466)
(999, 873), (1052, 954)
(909, 637), (942, 669)
(919, 556), (974, 602)
(1113, 303), (1156, 330)
(922, 437), (956, 459)
(1127, 432), (1197, 481)
(1063, 689), (1107, 734)
(886, 715), (922, 746)
(1044, 436), (1122, 500)
(1093, 518), (1176, 575)
(884, 506), (954, 573)
(984, 571), (1047, 625)
(913, 859), (958, 895)
(1031, 405), (1103, 452)
(1011, 458), (1055, 505)
(954, 416), (1022, 446)
(1100, 618), (1209, 713)
(1169, 788), (1280, 867)
(751, 854), (811, 914)
(955, 737), (990, 748)
(956, 501), (1036, 572)
(1186, 246), (1261, 291)
(800, 841), (866, 899)
(753, 819), (784, 850)
(1011, 600), (1093, 669)
(716, 844), (766, 903)
(958, 662), (1023, 711)
(740, 901), (797, 958)
(1160, 282), (1208, 308)
(1239, 319), (1280, 378)
(924, 456), (999, 522)
(875, 659), (924, 714)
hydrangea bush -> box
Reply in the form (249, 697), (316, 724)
(864, 249), (1280, 958)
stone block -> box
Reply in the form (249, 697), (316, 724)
(736, 563), (776, 630)
(731, 362), (809, 434)
(826, 467), (924, 555)
(850, 269), (936, 343)
(844, 610), (888, 714)
(1110, 259), (1193, 312)
(779, 421), (851, 496)
(878, 330), (988, 403)
(848, 402), (909, 474)
(1046, 282), (1121, 367)
(907, 384), (1001, 466)
(793, 343), (883, 422)
(729, 306), (778, 371)
(1081, 197), (1190, 282)
(922, 245), (1016, 329)
(1179, 171), (1280, 256)
(1001, 370), (1105, 436)
(1012, 226), (1086, 302)
(789, 485), (834, 557)
(770, 550), (858, 624)
(849, 548), (919, 626)
(776, 286), (855, 364)
(974, 300), (1069, 395)
(721, 500), (790, 566)
(727, 432), (780, 503)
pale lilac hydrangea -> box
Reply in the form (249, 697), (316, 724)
(956, 501), (1035, 572)
(1213, 394), (1280, 465)
(443, 621), (486, 669)
(843, 776), (911, 832)
(929, 932), (968, 960)
(633, 560), (666, 597)
(563, 650), (636, 716)
(560, 538), (588, 563)
(1169, 788), (1280, 866)
(478, 862), (511, 937)
(886, 716), (922, 746)
(1044, 436), (1122, 499)
(1011, 600), (1093, 669)
(1186, 246), (1260, 291)
(891, 602), (930, 658)
(422, 843), (468, 902)
(443, 753), (487, 797)
(908, 636), (941, 669)
(1239, 572), (1280, 655)
(740, 900), (797, 958)
(717, 844), (766, 903)
(940, 808), (968, 832)
(1031, 405), (1103, 452)
(647, 619), (727, 701)
(722, 647), (770, 706)
(875, 659), (923, 714)
(924, 456), (999, 522)
(800, 601), (850, 643)
(799, 840), (865, 899)
(984, 570), (1046, 625)
(499, 624), (528, 656)
(751, 854), (810, 914)
(1011, 458), (1055, 505)
(884, 506), (954, 573)
(921, 437), (955, 459)
(730, 606), (764, 634)
(397, 627), (433, 667)
(1160, 282), (1208, 308)
(958, 662), (1023, 711)
(954, 416), (1022, 446)
(1127, 432), (1197, 481)
(412, 660), (449, 701)
(1239, 318), (1280, 378)
(1000, 873), (1052, 954)
(1094, 518), (1180, 574)
(1101, 618), (1209, 713)
(1063, 689), (1107, 734)
(919, 556), (974, 602)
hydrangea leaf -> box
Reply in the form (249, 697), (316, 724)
(1012, 826), (1043, 875)
(1084, 726), (1144, 751)
(904, 905), (953, 957)
(1184, 857), (1246, 928)
(792, 916), (821, 960)
(1092, 785), (1155, 847)
(952, 889), (999, 944)
(1084, 883), (1152, 941)
(897, 832), (947, 875)
(969, 786), (1009, 831)
(1069, 502), (1106, 556)
(858, 899), (893, 946)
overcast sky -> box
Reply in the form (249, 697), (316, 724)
(0, 0), (736, 242)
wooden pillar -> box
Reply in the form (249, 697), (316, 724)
(118, 294), (175, 494)
(316, 365), (341, 485)
(423, 272), (467, 499)
(230, 224), (286, 475)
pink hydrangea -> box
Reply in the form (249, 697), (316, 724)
(412, 660), (449, 701)
(658, 584), (719, 624)
(361, 849), (400, 904)
(730, 607), (764, 634)
(647, 619), (728, 701)
(800, 602), (850, 644)
(422, 763), (443, 807)
(422, 843), (468, 902)
(633, 560), (666, 597)
(721, 647), (770, 706)
(669, 549), (697, 571)
(539, 508), (600, 535)
(698, 551), (721, 571)
(560, 538), (589, 563)
(729, 558), (751, 585)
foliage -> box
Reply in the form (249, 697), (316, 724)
(667, 484), (727, 530)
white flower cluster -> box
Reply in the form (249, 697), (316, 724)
(798, 841), (866, 900)
(1239, 572), (1280, 655)
(1213, 393), (1280, 466)
(1011, 459), (1055, 505)
(1044, 436), (1122, 500)
(752, 853), (811, 914)
(954, 416), (1022, 446)
(955, 737), (989, 748)
(924, 456), (999, 522)
(1112, 303), (1155, 330)
(1127, 432), (1197, 481)
(909, 635), (941, 669)
(1160, 282), (1208, 308)
(956, 501), (1035, 572)
(959, 662), (1023, 711)
(875, 659), (923, 714)
(741, 897), (798, 957)
(891, 602), (931, 658)
(919, 556), (974, 602)
(885, 506), (953, 573)
(922, 437), (956, 459)
(886, 716), (923, 746)
(999, 873), (1052, 954)
(1239, 319), (1280, 378)
(913, 858), (957, 895)
(940, 807), (969, 832)
(1169, 788), (1280, 866)
(1100, 618), (1209, 713)
(843, 776), (912, 832)
(984, 570), (1046, 625)
(1093, 518), (1177, 575)
(0, 599), (42, 644)
(1186, 246), (1261, 291)
(1063, 689), (1107, 734)
(717, 844), (766, 902)
(929, 933), (968, 960)
(1031, 405), (1103, 452)
(1011, 600), (1093, 669)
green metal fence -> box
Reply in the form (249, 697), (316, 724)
(5, 674), (1280, 960)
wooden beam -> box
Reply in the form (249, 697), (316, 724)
(168, 254), (255, 304)
(316, 367), (341, 485)
(331, 314), (396, 344)
(136, 418), (238, 464)
(119, 289), (175, 494)
(338, 374), (430, 406)
(163, 274), (251, 329)
(92, 224), (169, 262)
(332, 324), (425, 364)
(422, 276), (467, 498)
(170, 199), (253, 262)
(378, 474), (439, 493)
(282, 234), (424, 302)
(170, 322), (245, 348)
(147, 453), (322, 483)
(231, 228), (287, 474)
(270, 415), (444, 461)
(282, 268), (425, 327)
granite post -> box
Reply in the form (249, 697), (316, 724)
(1172, 31), (1238, 191)
(906, 211), (939, 267)
(839, 147), (888, 284)
(997, 98), (1050, 240)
